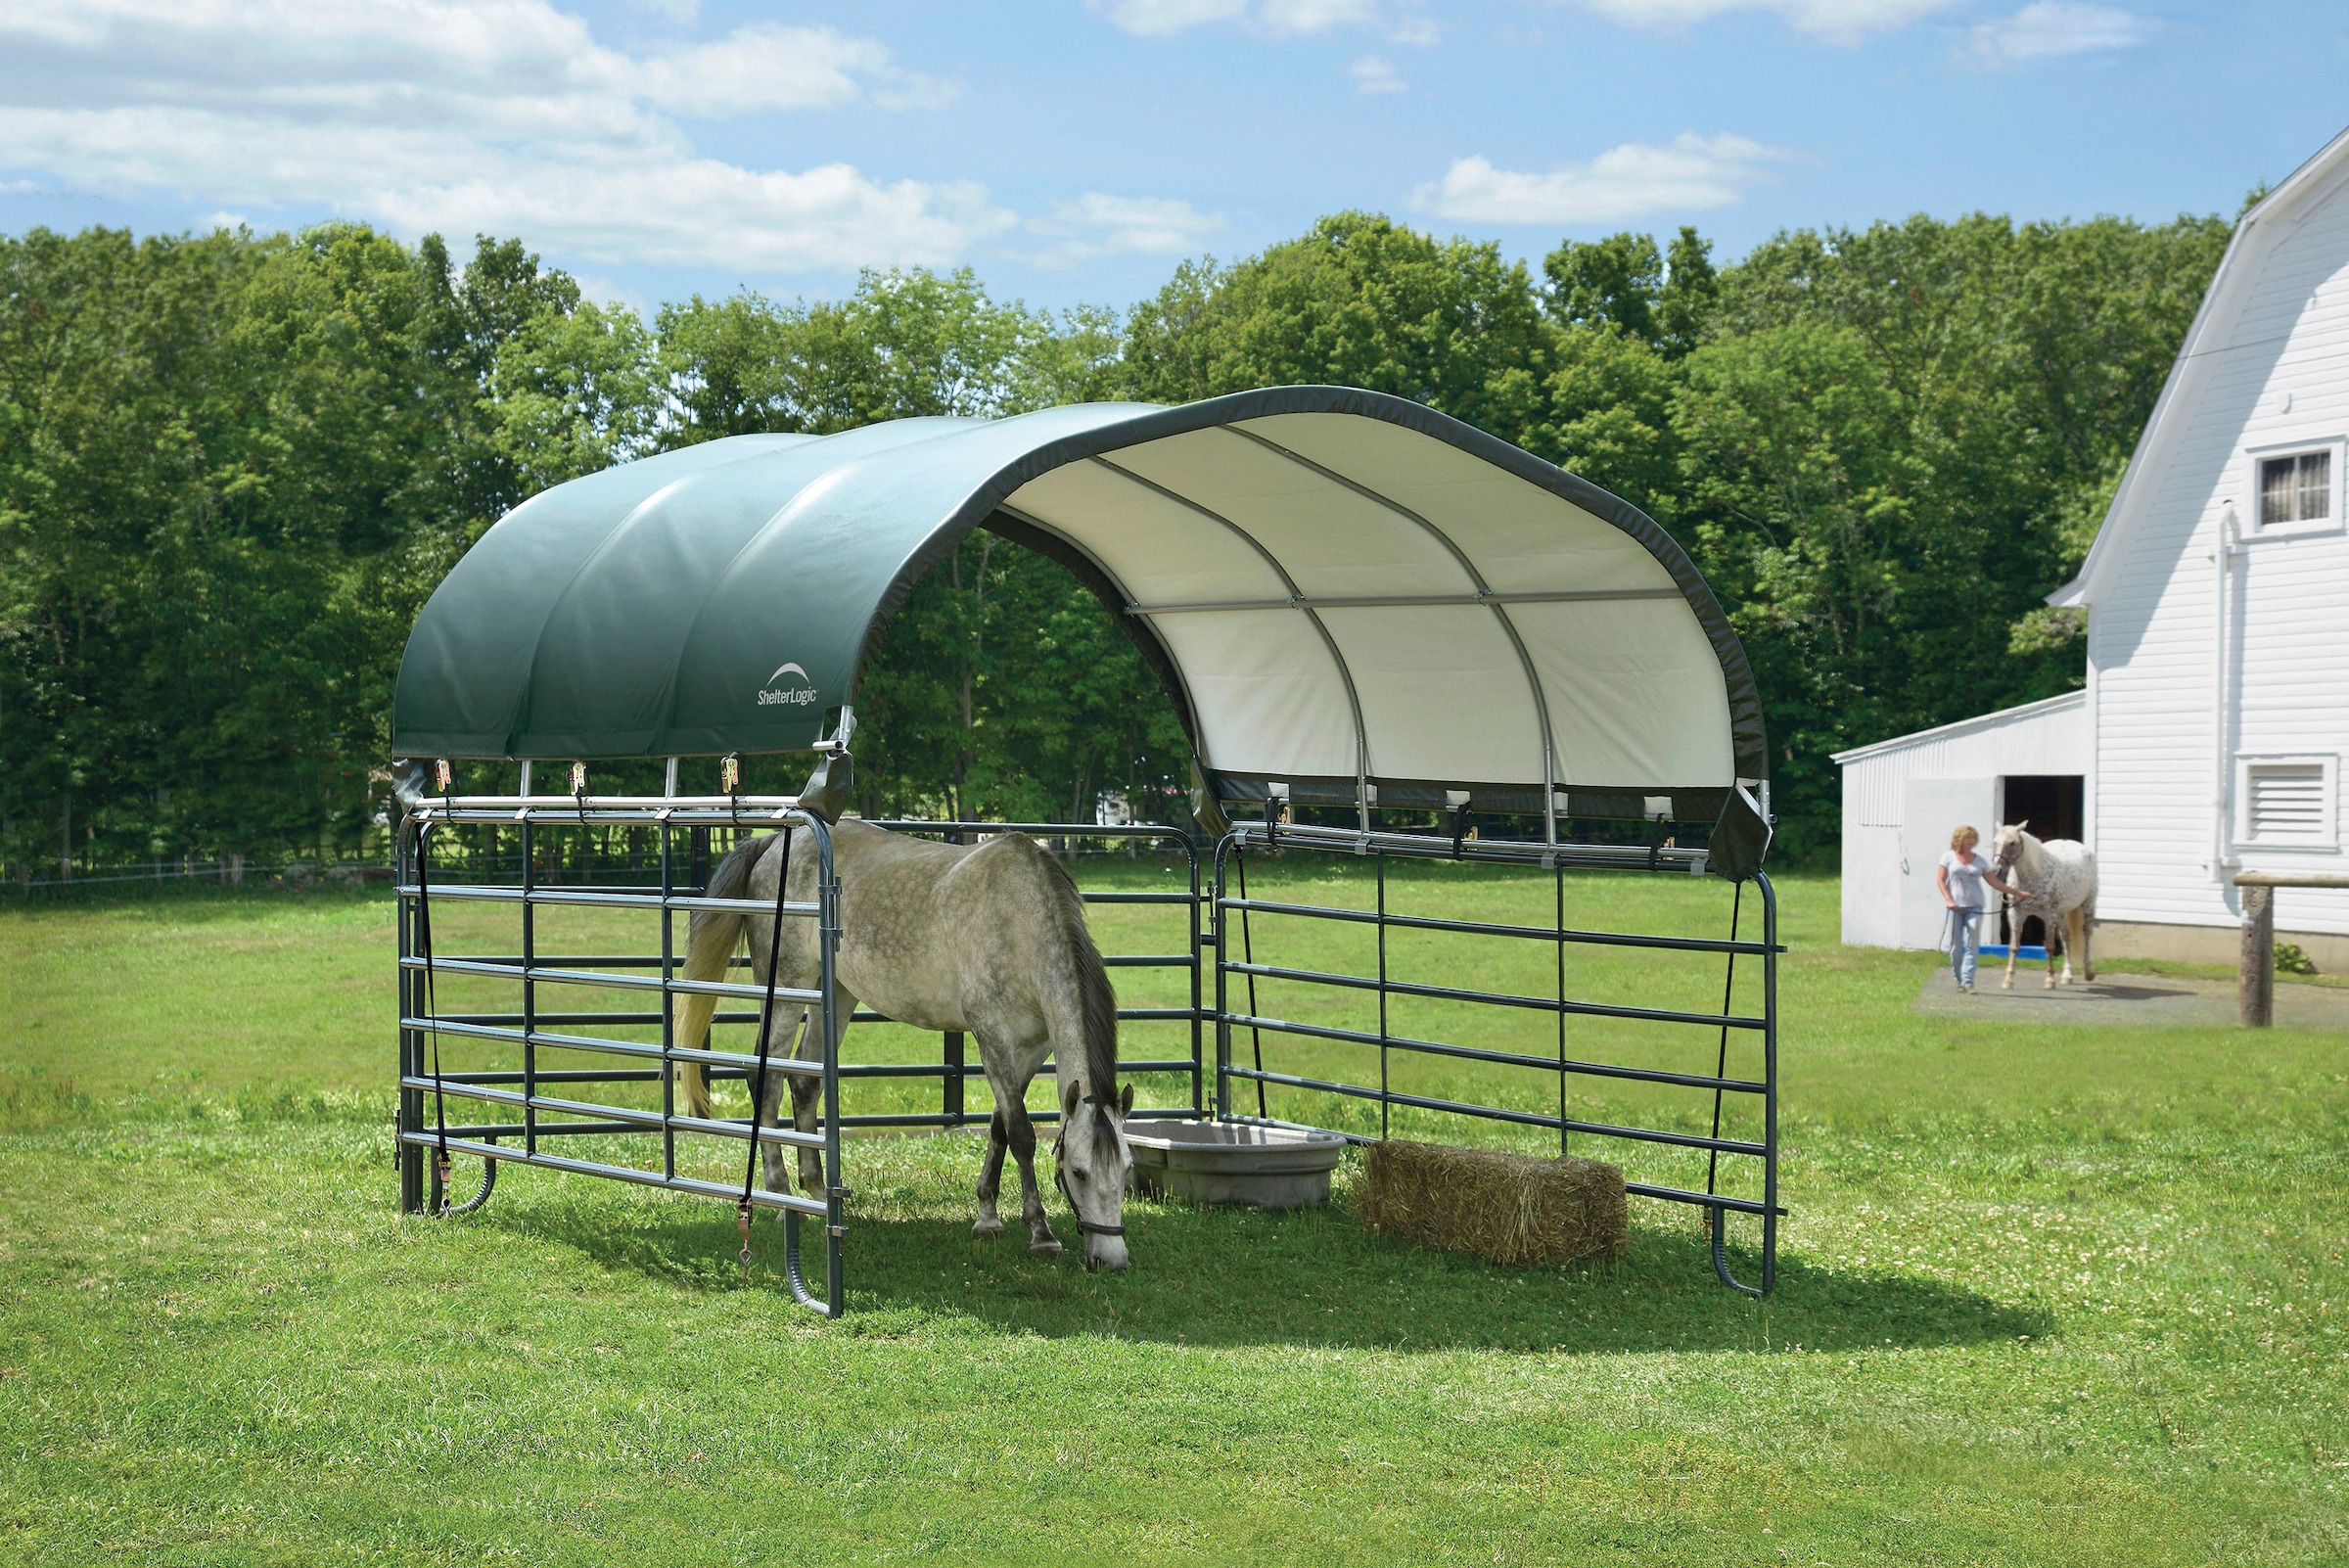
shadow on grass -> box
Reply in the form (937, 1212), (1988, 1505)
(481, 1178), (2046, 1357)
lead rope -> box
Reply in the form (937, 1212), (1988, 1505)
(737, 827), (795, 1279)
(1703, 880), (1745, 1234)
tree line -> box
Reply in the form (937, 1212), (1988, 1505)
(0, 203), (2230, 879)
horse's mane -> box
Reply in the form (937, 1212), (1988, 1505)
(1036, 852), (1120, 1131)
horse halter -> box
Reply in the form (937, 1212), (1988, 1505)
(1054, 1095), (1128, 1239)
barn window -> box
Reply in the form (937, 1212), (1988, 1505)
(2236, 756), (2338, 849)
(2257, 449), (2331, 529)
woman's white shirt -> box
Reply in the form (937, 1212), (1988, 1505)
(1939, 850), (1992, 910)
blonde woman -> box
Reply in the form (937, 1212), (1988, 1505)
(1937, 825), (2024, 992)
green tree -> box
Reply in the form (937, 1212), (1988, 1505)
(486, 298), (659, 491)
(1542, 225), (1718, 357)
(1122, 212), (1549, 445)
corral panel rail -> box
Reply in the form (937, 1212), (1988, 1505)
(1210, 819), (1780, 1294)
(395, 801), (1208, 1316)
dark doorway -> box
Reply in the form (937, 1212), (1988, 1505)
(1998, 774), (2084, 947)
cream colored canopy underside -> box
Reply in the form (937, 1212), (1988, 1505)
(1002, 412), (1734, 793)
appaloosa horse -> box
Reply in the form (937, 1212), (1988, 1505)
(669, 819), (1133, 1271)
(1991, 823), (2098, 990)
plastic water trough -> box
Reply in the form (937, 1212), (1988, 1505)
(1126, 1123), (1348, 1209)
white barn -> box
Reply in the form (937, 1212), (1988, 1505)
(1839, 126), (2349, 967)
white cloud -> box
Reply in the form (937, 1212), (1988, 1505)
(1256, 0), (1382, 33)
(1412, 133), (1793, 225)
(1096, 0), (1249, 36)
(1025, 193), (1225, 267)
(1969, 2), (2158, 65)
(1566, 0), (1958, 46)
(1094, 0), (1425, 40)
(1349, 54), (1406, 92)
(621, 24), (961, 116)
(0, 0), (1000, 272)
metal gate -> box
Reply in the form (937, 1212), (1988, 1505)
(394, 794), (1207, 1316)
(398, 801), (1777, 1306)
(1212, 818), (1780, 1294)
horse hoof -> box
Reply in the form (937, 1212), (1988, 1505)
(972, 1216), (1003, 1238)
(1029, 1237), (1064, 1258)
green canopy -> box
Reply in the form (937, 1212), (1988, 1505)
(392, 386), (1766, 815)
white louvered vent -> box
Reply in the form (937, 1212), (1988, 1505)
(2241, 761), (2333, 846)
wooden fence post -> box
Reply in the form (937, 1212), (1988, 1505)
(2238, 882), (2274, 1029)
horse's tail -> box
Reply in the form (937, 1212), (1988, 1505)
(672, 833), (765, 1121)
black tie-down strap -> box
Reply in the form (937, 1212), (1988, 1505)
(737, 828), (796, 1272)
(1705, 879), (1760, 1296)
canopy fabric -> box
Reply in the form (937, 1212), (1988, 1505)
(392, 386), (1767, 813)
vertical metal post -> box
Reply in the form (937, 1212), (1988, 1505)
(943, 827), (964, 1126)
(818, 824), (846, 1315)
(2240, 882), (2275, 1028)
(1189, 834), (1205, 1119)
(944, 1032), (966, 1125)
(1760, 870), (1779, 1293)
(1376, 849), (1389, 1141)
(661, 810), (677, 1178)
(396, 823), (424, 1214)
(522, 811), (536, 1156)
(1555, 855), (1568, 1157)
(1212, 839), (1231, 1121)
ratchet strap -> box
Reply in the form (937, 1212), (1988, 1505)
(737, 826), (796, 1271)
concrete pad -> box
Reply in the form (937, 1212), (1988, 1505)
(1911, 968), (2349, 1030)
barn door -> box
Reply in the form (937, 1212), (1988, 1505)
(1900, 777), (1998, 949)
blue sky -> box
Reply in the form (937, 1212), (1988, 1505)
(2, 1), (2343, 316)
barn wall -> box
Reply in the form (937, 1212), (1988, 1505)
(1835, 694), (2087, 947)
(2089, 162), (2349, 941)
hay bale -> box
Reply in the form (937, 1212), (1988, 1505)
(1359, 1140), (1626, 1268)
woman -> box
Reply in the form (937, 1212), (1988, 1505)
(1937, 825), (2024, 993)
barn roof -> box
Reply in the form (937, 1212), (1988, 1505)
(390, 386), (1767, 816)
(2051, 122), (2349, 611)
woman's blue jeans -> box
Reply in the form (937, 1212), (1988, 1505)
(1949, 908), (1982, 988)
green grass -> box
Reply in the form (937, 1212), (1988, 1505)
(2, 860), (2346, 1564)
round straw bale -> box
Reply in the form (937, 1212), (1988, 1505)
(1359, 1139), (1626, 1267)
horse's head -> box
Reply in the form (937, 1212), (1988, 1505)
(1991, 821), (2031, 872)
(1055, 1077), (1134, 1272)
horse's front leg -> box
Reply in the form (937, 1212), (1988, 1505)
(2002, 903), (2018, 991)
(990, 1080), (1061, 1257)
(2045, 920), (2062, 989)
(974, 1107), (1009, 1237)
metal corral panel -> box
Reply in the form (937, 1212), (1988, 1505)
(1832, 693), (2088, 947)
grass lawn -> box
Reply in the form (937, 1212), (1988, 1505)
(2, 855), (2345, 1565)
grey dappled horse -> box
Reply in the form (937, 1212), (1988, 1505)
(1991, 823), (2098, 991)
(671, 820), (1133, 1271)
